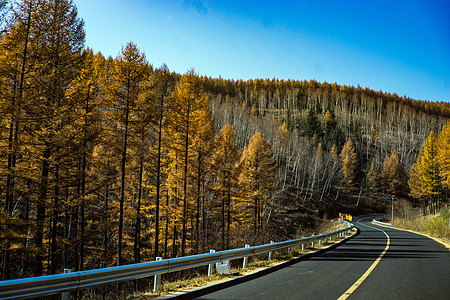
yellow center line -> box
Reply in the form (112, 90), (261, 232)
(337, 218), (390, 300)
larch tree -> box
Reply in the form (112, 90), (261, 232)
(367, 158), (381, 196)
(148, 63), (176, 259)
(339, 139), (357, 192)
(190, 106), (215, 253)
(382, 149), (407, 198)
(324, 144), (340, 195)
(66, 48), (105, 271)
(169, 69), (209, 257)
(238, 132), (277, 240)
(166, 147), (184, 257)
(210, 124), (240, 250)
(417, 131), (440, 205)
(21, 0), (85, 276)
(0, 0), (37, 279)
(128, 62), (154, 265)
(408, 154), (424, 203)
(418, 131), (439, 196)
(438, 123), (450, 188)
(107, 42), (149, 265)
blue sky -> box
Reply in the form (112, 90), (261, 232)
(74, 0), (450, 102)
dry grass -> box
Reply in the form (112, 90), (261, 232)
(393, 208), (450, 243)
(103, 219), (351, 299)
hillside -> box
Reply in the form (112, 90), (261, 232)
(1, 0), (449, 282)
(199, 77), (450, 237)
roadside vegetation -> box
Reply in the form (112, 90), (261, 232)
(393, 201), (450, 244)
(80, 219), (350, 299)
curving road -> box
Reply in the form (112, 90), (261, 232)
(173, 215), (450, 299)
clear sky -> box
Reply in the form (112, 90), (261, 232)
(74, 0), (450, 102)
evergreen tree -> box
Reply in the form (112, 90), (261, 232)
(322, 110), (336, 135)
(322, 110), (344, 151)
(303, 109), (321, 139)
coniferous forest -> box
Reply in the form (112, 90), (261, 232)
(1, 0), (450, 280)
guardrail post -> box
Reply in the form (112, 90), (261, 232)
(311, 241), (314, 249)
(288, 247), (291, 255)
(61, 268), (72, 300)
(268, 241), (274, 260)
(301, 243), (304, 251)
(208, 250), (216, 276)
(153, 257), (162, 292)
(243, 244), (250, 268)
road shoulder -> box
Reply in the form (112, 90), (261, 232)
(371, 220), (450, 250)
(154, 228), (358, 299)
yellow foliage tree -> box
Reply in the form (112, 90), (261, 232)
(168, 69), (209, 256)
(278, 121), (289, 143)
(408, 158), (423, 201)
(250, 105), (258, 116)
(367, 159), (381, 195)
(190, 106), (215, 253)
(438, 122), (450, 187)
(210, 124), (240, 249)
(108, 42), (149, 265)
(417, 131), (439, 198)
(330, 144), (338, 162)
(237, 132), (277, 240)
(339, 139), (357, 191)
(382, 149), (407, 197)
(322, 110), (335, 135)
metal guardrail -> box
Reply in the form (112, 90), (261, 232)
(373, 215), (392, 226)
(0, 220), (354, 299)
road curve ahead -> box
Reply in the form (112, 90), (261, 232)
(174, 216), (450, 300)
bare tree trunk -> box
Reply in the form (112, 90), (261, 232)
(222, 190), (225, 249)
(50, 164), (59, 274)
(164, 192), (169, 258)
(134, 152), (144, 263)
(35, 148), (50, 276)
(181, 110), (190, 257)
(118, 88), (131, 265)
(154, 114), (163, 259)
(195, 152), (201, 254)
(103, 182), (109, 267)
(226, 182), (231, 250)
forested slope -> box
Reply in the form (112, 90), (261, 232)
(202, 77), (449, 230)
(1, 0), (449, 281)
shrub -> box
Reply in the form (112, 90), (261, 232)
(423, 214), (450, 239)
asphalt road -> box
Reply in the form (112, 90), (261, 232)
(174, 215), (450, 299)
